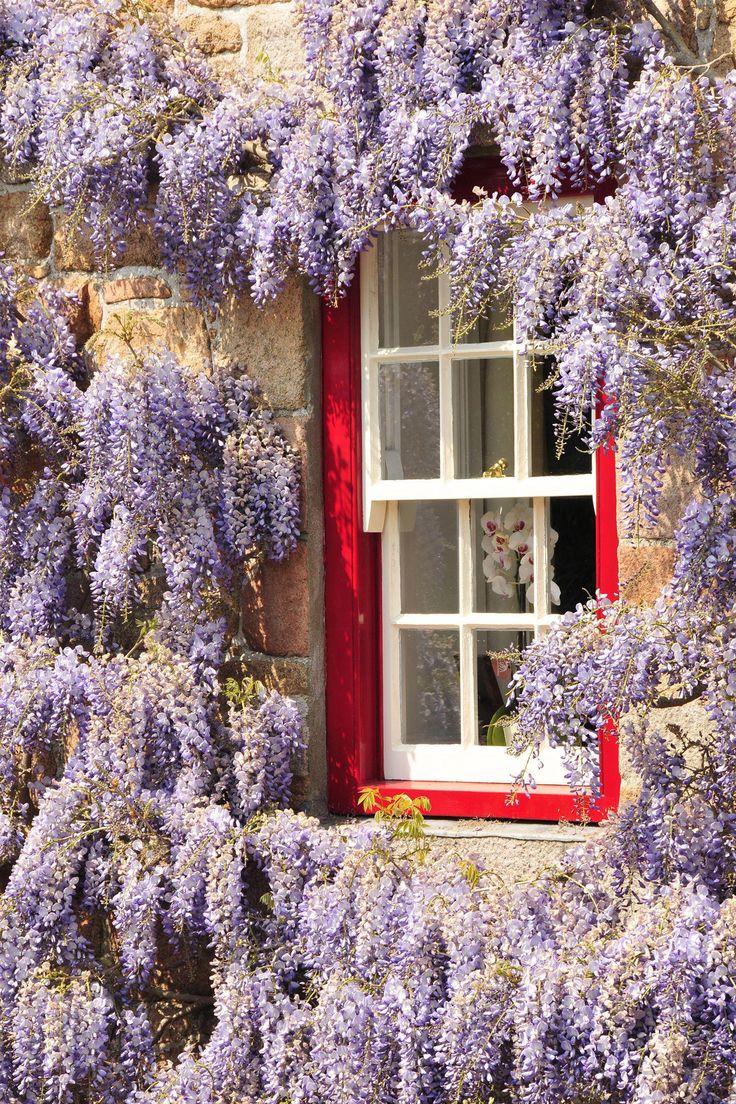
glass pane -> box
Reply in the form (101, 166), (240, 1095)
(475, 629), (532, 746)
(550, 496), (596, 613)
(530, 357), (592, 476)
(472, 498), (534, 614)
(453, 358), (515, 478)
(378, 232), (438, 348)
(401, 630), (460, 745)
(400, 501), (458, 613)
(378, 362), (440, 479)
(453, 298), (513, 344)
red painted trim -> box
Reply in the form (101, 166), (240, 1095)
(322, 273), (383, 814)
(361, 781), (610, 823)
(594, 430), (621, 820)
(323, 170), (621, 822)
(452, 153), (617, 206)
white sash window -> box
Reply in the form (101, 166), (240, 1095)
(360, 230), (597, 785)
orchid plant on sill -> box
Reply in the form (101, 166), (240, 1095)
(481, 502), (561, 609)
(479, 502), (561, 747)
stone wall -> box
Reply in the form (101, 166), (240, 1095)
(171, 0), (303, 84)
(657, 0), (736, 67)
(615, 457), (697, 606)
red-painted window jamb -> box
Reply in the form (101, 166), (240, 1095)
(323, 160), (620, 822)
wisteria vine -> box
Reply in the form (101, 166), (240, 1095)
(0, 0), (734, 1099)
(0, 260), (306, 1100)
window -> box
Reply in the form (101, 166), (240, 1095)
(323, 166), (619, 820)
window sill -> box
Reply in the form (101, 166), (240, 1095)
(317, 813), (598, 844)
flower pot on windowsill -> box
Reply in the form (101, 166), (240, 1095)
(485, 704), (512, 747)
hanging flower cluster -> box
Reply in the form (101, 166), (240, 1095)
(110, 787), (736, 1103)
(0, 261), (306, 1100)
(0, 0), (665, 304)
(0, 0), (732, 1099)
(0, 265), (300, 651)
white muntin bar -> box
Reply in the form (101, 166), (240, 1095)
(371, 341), (516, 361)
(381, 503), (404, 757)
(438, 269), (454, 482)
(370, 346), (441, 363)
(457, 500), (476, 750)
(513, 313), (531, 482)
(393, 613), (536, 629)
(439, 351), (454, 481)
(532, 496), (550, 624)
(449, 340), (516, 359)
(369, 474), (594, 501)
(360, 245), (386, 531)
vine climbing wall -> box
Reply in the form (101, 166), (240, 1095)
(0, 0), (329, 811)
(2, 3), (736, 1097)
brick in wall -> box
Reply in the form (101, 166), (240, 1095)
(217, 277), (319, 410)
(241, 542), (311, 658)
(188, 0), (279, 7)
(54, 208), (160, 272)
(103, 276), (172, 304)
(0, 192), (52, 261)
(87, 307), (211, 371)
(180, 13), (242, 54)
(48, 275), (103, 348)
(617, 544), (677, 606)
(244, 5), (304, 76)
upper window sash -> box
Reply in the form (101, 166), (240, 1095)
(359, 223), (595, 533)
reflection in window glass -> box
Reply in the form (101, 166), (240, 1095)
(379, 362), (440, 479)
(472, 498), (534, 614)
(530, 358), (592, 476)
(550, 497), (596, 613)
(453, 358), (515, 478)
(453, 298), (513, 344)
(399, 501), (458, 614)
(378, 232), (438, 348)
(401, 630), (460, 745)
(475, 629), (532, 745)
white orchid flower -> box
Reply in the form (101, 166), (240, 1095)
(490, 573), (515, 597)
(518, 553), (534, 583)
(497, 550), (517, 573)
(504, 503), (533, 532)
(509, 531), (532, 554)
(480, 511), (502, 536)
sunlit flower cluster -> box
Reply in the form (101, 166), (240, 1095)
(0, 0), (733, 1099)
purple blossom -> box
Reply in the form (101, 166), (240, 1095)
(0, 0), (733, 1099)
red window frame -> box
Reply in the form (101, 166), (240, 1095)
(322, 159), (620, 822)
